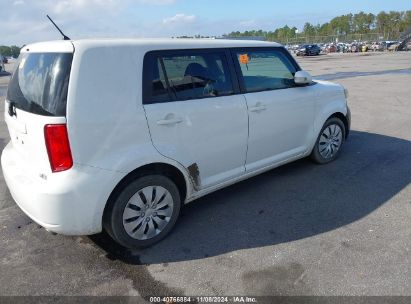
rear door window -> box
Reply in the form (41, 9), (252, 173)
(7, 52), (73, 116)
(144, 50), (234, 104)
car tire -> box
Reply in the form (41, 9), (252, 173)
(310, 117), (346, 164)
(103, 175), (181, 249)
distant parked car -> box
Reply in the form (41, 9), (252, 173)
(388, 43), (400, 52)
(6, 57), (16, 63)
(350, 44), (359, 53)
(326, 44), (337, 53)
(371, 42), (384, 52)
(382, 41), (399, 51)
(296, 44), (321, 56)
(289, 44), (300, 54)
(361, 44), (369, 52)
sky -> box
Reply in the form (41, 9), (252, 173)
(0, 0), (410, 46)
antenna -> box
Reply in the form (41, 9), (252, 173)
(46, 15), (70, 40)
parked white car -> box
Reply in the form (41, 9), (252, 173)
(2, 39), (350, 248)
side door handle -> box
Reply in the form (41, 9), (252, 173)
(249, 103), (267, 113)
(156, 116), (183, 126)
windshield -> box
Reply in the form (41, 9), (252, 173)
(7, 52), (73, 116)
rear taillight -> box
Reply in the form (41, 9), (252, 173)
(44, 124), (73, 173)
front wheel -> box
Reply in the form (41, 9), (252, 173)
(104, 175), (181, 249)
(310, 117), (345, 164)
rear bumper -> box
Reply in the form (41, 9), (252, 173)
(1, 142), (123, 235)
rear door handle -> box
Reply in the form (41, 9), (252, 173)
(156, 117), (183, 125)
(249, 103), (267, 112)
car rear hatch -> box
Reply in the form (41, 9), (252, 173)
(4, 41), (74, 176)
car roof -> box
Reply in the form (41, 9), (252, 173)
(73, 38), (282, 48)
(24, 38), (283, 53)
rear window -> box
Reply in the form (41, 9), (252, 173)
(7, 52), (73, 116)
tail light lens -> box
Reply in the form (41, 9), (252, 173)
(44, 124), (73, 172)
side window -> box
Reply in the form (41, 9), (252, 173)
(235, 50), (297, 93)
(147, 51), (234, 103)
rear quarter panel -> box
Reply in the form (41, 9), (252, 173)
(67, 42), (194, 199)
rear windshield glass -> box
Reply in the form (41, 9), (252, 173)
(7, 52), (73, 116)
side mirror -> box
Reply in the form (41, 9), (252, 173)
(294, 70), (312, 85)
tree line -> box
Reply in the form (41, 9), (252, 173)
(224, 10), (411, 42)
(0, 45), (20, 58)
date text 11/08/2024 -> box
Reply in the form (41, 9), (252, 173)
(149, 296), (257, 303)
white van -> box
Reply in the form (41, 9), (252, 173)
(2, 39), (350, 248)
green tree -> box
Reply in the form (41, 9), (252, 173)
(318, 22), (332, 36)
(0, 45), (20, 58)
(10, 46), (20, 58)
(388, 11), (402, 37)
(377, 11), (389, 37)
(0, 46), (11, 57)
(330, 14), (352, 35)
(399, 10), (411, 32)
(353, 12), (375, 33)
(303, 22), (316, 37)
(223, 10), (409, 42)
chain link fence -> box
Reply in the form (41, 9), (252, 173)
(272, 33), (401, 45)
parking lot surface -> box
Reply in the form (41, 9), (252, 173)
(0, 52), (410, 297)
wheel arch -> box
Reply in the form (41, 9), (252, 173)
(102, 162), (189, 225)
(310, 109), (350, 155)
(328, 112), (350, 138)
(309, 112), (350, 164)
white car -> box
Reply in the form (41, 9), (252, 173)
(2, 39), (350, 248)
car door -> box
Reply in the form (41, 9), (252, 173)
(143, 49), (248, 190)
(232, 47), (317, 172)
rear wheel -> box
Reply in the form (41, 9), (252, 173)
(104, 175), (181, 249)
(311, 117), (345, 164)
